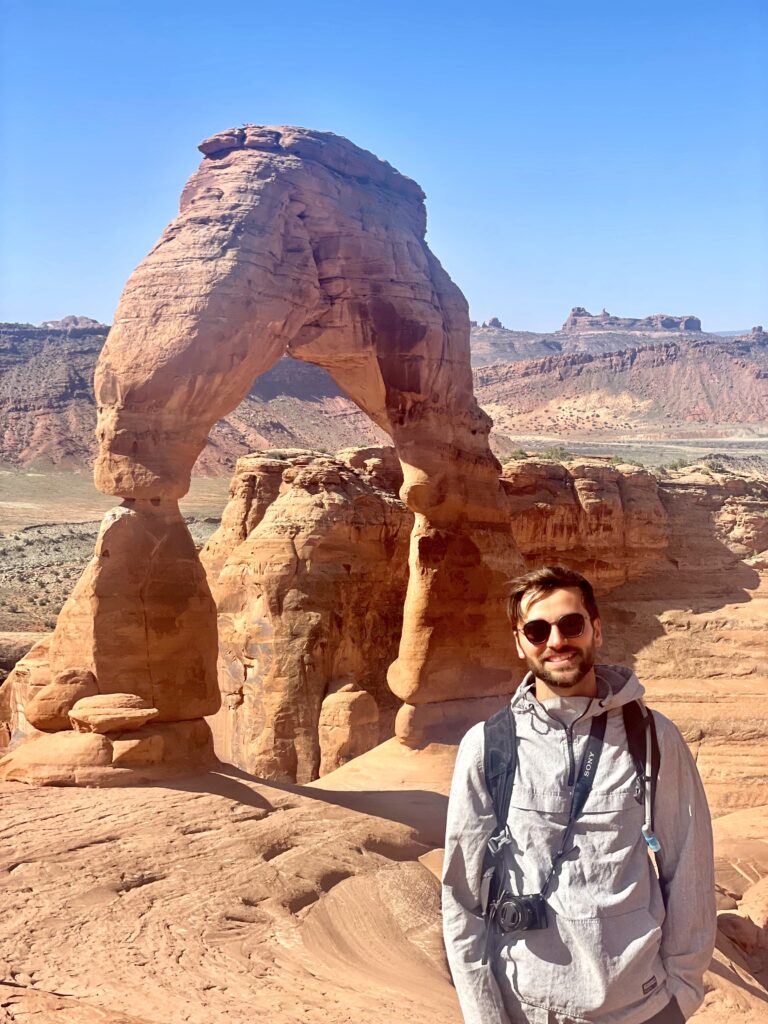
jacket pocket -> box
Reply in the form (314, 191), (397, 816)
(555, 791), (657, 921)
(498, 908), (667, 1018)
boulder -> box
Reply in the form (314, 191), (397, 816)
(0, 730), (113, 785)
(25, 668), (98, 731)
(318, 687), (380, 777)
(0, 718), (215, 786)
(68, 693), (159, 734)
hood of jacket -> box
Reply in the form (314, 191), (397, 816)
(510, 663), (646, 726)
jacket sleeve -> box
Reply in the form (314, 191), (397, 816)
(442, 723), (512, 1024)
(653, 713), (717, 1020)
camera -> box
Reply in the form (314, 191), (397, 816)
(496, 893), (548, 933)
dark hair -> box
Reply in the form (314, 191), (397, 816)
(507, 565), (599, 625)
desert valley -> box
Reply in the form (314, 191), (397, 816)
(1, 125), (767, 1024)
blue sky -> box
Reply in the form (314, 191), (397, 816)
(1, 0), (765, 332)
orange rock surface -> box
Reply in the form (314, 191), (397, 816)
(2, 747), (768, 1021)
(0, 500), (220, 783)
(503, 459), (668, 590)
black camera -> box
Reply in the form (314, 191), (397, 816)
(496, 893), (548, 933)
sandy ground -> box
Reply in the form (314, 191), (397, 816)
(0, 756), (459, 1024)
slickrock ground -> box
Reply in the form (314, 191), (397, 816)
(0, 765), (458, 1024)
(3, 751), (768, 1023)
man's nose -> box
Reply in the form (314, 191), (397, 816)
(548, 624), (569, 647)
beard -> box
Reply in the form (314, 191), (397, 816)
(523, 644), (596, 690)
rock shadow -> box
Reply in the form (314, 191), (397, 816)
(168, 763), (448, 848)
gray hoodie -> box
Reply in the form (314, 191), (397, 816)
(442, 666), (715, 1024)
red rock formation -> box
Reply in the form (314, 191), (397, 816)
(1, 501), (220, 783)
(201, 450), (766, 785)
(561, 306), (702, 333)
(474, 338), (768, 439)
(318, 686), (380, 777)
(3, 125), (522, 782)
(202, 447), (412, 782)
(502, 459), (668, 589)
(38, 315), (106, 330)
(2, 319), (765, 472)
(3, 449), (767, 798)
(95, 124), (520, 716)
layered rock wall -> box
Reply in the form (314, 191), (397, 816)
(202, 447), (411, 781)
(199, 451), (768, 791)
(502, 460), (668, 590)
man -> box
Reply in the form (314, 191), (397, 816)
(442, 565), (715, 1024)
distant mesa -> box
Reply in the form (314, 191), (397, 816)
(561, 306), (702, 334)
(38, 315), (107, 331)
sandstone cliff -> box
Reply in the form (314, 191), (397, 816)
(194, 449), (768, 802)
(0, 323), (384, 471)
(475, 336), (768, 440)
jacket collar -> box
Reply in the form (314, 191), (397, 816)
(510, 664), (645, 722)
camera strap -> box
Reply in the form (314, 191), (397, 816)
(540, 710), (608, 897)
(480, 707), (608, 960)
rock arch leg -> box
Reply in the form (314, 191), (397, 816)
(286, 262), (523, 742)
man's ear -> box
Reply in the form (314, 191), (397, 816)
(514, 628), (525, 659)
(592, 616), (603, 650)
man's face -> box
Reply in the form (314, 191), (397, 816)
(514, 586), (602, 695)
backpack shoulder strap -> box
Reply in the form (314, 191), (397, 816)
(622, 700), (646, 778)
(483, 704), (517, 826)
(647, 707), (660, 823)
(480, 705), (517, 961)
(622, 699), (661, 829)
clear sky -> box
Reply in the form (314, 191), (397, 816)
(1, 0), (765, 332)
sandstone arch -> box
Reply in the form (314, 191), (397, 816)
(1, 126), (522, 784)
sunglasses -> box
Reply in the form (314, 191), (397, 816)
(519, 612), (587, 647)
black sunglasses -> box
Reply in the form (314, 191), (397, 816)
(519, 612), (587, 646)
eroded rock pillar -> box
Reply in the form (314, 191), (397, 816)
(1, 501), (220, 783)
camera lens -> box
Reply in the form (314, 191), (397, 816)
(499, 899), (523, 931)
